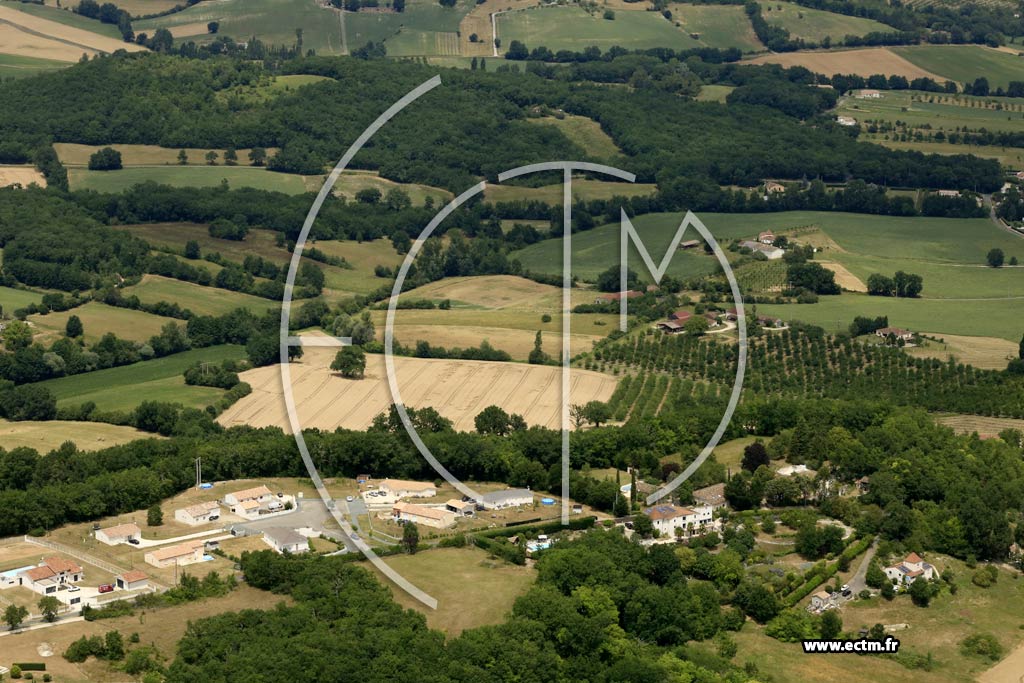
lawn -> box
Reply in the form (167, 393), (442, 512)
(525, 114), (622, 159)
(894, 44), (1024, 89)
(2, 0), (123, 38)
(761, 1), (896, 43)
(34, 344), (247, 412)
(668, 3), (763, 52)
(378, 546), (536, 634)
(28, 301), (180, 344)
(497, 4), (700, 52)
(0, 285), (43, 315)
(123, 274), (280, 316)
(68, 165), (317, 194)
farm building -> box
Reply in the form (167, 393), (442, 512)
(95, 522), (141, 546)
(836, 116), (857, 126)
(656, 320), (685, 334)
(262, 528), (309, 554)
(446, 499), (476, 517)
(594, 290), (642, 304)
(668, 310), (692, 322)
(679, 239), (701, 249)
(855, 89), (882, 98)
(145, 540), (206, 569)
(174, 501), (221, 526)
(764, 181), (786, 194)
(477, 488), (534, 510)
(392, 502), (456, 529)
(875, 327), (913, 342)
(703, 312), (721, 327)
(18, 557), (84, 595)
(379, 479), (437, 499)
(884, 552), (936, 587)
(115, 570), (149, 592)
(758, 231), (776, 244)
(357, 474), (372, 484)
(692, 483), (727, 510)
(757, 315), (785, 328)
(642, 504), (714, 538)
(739, 241), (784, 260)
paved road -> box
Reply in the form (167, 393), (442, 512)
(846, 539), (879, 596)
(986, 194), (1024, 240)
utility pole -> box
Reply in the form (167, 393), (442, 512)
(195, 457), (202, 489)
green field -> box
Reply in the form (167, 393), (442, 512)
(836, 89), (1024, 134)
(761, 1), (895, 42)
(0, 53), (68, 78)
(2, 0), (123, 38)
(28, 302), (180, 344)
(214, 74), (334, 104)
(695, 84), (735, 103)
(346, 0), (474, 55)
(668, 3), (764, 52)
(0, 285), (43, 315)
(332, 170), (451, 208)
(34, 345), (247, 412)
(0, 419), (154, 452)
(123, 275), (279, 316)
(497, 5), (700, 52)
(68, 166), (318, 194)
(867, 137), (1024, 169)
(307, 238), (405, 295)
(894, 45), (1024, 89)
(525, 115), (622, 159)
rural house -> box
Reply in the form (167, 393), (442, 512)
(262, 528), (310, 554)
(224, 485), (273, 508)
(115, 570), (149, 592)
(477, 488), (534, 510)
(657, 320), (685, 334)
(740, 240), (784, 260)
(95, 522), (141, 546)
(392, 502), (456, 529)
(379, 479), (437, 499)
(836, 115), (857, 126)
(642, 504), (715, 538)
(763, 181), (786, 194)
(174, 501), (221, 526)
(809, 590), (835, 612)
(758, 231), (776, 244)
(668, 310), (692, 322)
(884, 552), (936, 587)
(855, 89), (882, 98)
(692, 483), (727, 510)
(875, 327), (913, 342)
(18, 557), (84, 595)
(144, 540), (206, 569)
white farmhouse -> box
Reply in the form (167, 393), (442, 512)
(174, 501), (221, 526)
(477, 488), (533, 510)
(95, 522), (141, 546)
(378, 479), (437, 499)
(642, 504), (714, 538)
(884, 552), (936, 587)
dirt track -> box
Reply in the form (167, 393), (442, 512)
(218, 351), (618, 432)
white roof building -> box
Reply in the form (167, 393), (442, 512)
(262, 528), (310, 554)
(476, 489), (533, 510)
(95, 523), (141, 546)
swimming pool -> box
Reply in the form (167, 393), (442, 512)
(0, 565), (34, 579)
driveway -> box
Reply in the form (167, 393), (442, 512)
(135, 528), (225, 548)
(237, 496), (334, 535)
(845, 539), (879, 596)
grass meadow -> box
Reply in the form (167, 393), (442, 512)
(68, 165), (317, 194)
(55, 143), (282, 167)
(893, 44), (1024, 89)
(28, 301), (180, 344)
(668, 4), (763, 52)
(0, 52), (67, 78)
(525, 115), (622, 159)
(0, 285), (43, 314)
(497, 5), (699, 52)
(836, 90), (1024, 135)
(124, 275), (280, 316)
(485, 177), (657, 204)
(34, 344), (247, 411)
(761, 1), (896, 43)
(0, 418), (154, 452)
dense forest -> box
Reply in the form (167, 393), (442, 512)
(0, 54), (1001, 192)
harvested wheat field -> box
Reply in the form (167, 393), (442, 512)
(909, 332), (1017, 369)
(820, 262), (865, 292)
(460, 0), (536, 56)
(218, 349), (618, 432)
(0, 165), (45, 188)
(384, 322), (602, 361)
(0, 4), (146, 56)
(743, 47), (941, 79)
(0, 22), (96, 60)
(935, 414), (1024, 438)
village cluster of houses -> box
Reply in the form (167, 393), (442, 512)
(369, 477), (536, 530)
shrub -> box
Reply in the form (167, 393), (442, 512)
(971, 565), (998, 588)
(960, 633), (1004, 662)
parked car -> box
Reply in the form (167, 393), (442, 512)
(208, 514), (220, 521)
(98, 584), (114, 594)
(841, 584), (850, 593)
(277, 492), (284, 498)
(345, 495), (354, 502)
(127, 538), (140, 545)
(67, 585), (81, 593)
